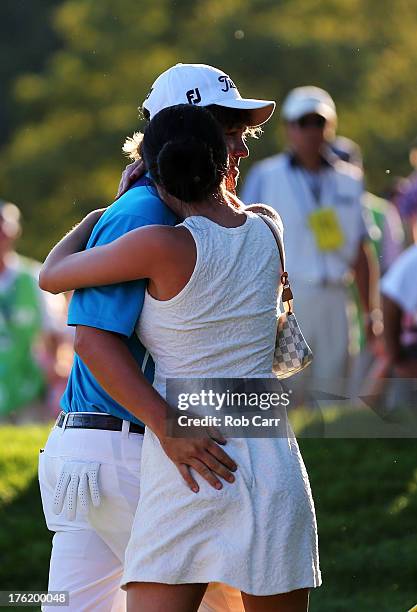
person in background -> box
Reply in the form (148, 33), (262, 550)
(361, 190), (404, 275)
(397, 143), (417, 247)
(241, 86), (378, 393)
(0, 201), (68, 423)
(407, 136), (417, 182)
(382, 179), (417, 378)
(331, 134), (363, 169)
(329, 136), (404, 396)
(381, 249), (417, 378)
(357, 152), (417, 415)
(331, 135), (404, 275)
(372, 189), (417, 419)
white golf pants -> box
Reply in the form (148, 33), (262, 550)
(38, 418), (243, 612)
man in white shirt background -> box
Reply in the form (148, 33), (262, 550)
(242, 86), (378, 394)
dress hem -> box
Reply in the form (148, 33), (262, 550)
(121, 574), (322, 596)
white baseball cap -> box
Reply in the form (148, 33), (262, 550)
(282, 86), (337, 122)
(0, 201), (21, 238)
(143, 63), (276, 127)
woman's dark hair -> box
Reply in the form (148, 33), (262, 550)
(123, 103), (260, 163)
(142, 104), (228, 202)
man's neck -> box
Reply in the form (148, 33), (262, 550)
(0, 257), (7, 275)
(293, 151), (322, 172)
(0, 251), (14, 275)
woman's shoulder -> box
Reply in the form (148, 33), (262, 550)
(244, 203), (284, 235)
(141, 224), (195, 252)
(119, 224), (182, 254)
(122, 224), (195, 272)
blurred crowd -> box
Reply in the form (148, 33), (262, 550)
(2, 85), (417, 423)
(241, 86), (417, 407)
(0, 202), (73, 424)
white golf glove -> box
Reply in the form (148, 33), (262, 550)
(53, 461), (101, 521)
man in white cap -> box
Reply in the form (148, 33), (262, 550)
(39, 63), (274, 612)
(242, 86), (377, 394)
(117, 63), (274, 196)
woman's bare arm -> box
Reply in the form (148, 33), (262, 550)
(39, 215), (172, 294)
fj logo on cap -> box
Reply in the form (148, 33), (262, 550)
(186, 88), (202, 104)
(218, 75), (237, 93)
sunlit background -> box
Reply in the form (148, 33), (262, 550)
(0, 2), (416, 610)
(2, 0), (417, 259)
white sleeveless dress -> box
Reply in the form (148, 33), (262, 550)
(122, 212), (321, 595)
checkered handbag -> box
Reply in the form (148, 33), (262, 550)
(248, 205), (313, 379)
(275, 310), (313, 378)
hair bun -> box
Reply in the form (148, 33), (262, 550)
(157, 137), (219, 201)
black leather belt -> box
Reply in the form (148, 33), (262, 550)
(56, 411), (145, 434)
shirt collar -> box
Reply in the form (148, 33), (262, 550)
(287, 146), (338, 169)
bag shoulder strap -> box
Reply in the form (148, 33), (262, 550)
(245, 204), (294, 311)
(257, 213), (285, 272)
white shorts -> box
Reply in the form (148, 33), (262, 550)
(38, 418), (244, 611)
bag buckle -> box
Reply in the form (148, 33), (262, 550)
(281, 272), (293, 313)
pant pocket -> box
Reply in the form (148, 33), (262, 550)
(39, 453), (91, 532)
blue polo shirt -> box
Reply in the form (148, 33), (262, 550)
(61, 176), (176, 424)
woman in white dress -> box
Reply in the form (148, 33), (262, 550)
(40, 104), (321, 611)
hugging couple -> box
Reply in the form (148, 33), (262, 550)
(38, 63), (321, 612)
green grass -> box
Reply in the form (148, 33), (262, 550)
(0, 418), (416, 612)
(292, 407), (417, 612)
(300, 437), (417, 611)
(0, 425), (52, 612)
